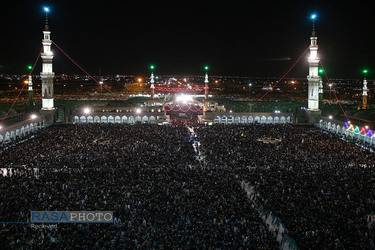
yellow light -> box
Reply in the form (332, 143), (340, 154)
(138, 78), (142, 83)
(24, 80), (29, 84)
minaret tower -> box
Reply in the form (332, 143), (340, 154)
(362, 69), (369, 109)
(307, 14), (320, 112)
(41, 7), (55, 110)
(150, 65), (155, 99)
(28, 75), (34, 106)
(318, 77), (323, 108)
(204, 66), (209, 100)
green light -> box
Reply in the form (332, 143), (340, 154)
(205, 66), (208, 70)
(363, 69), (368, 74)
(27, 65), (32, 70)
(150, 65), (154, 70)
(319, 69), (324, 74)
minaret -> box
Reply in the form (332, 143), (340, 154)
(204, 66), (209, 100)
(318, 77), (323, 108)
(362, 76), (369, 109)
(307, 14), (320, 111)
(41, 7), (55, 110)
(150, 65), (155, 99)
(28, 75), (34, 106)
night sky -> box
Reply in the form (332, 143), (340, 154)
(1, 1), (374, 78)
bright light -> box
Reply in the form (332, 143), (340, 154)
(30, 114), (37, 120)
(205, 66), (208, 70)
(365, 125), (369, 129)
(24, 80), (29, 84)
(27, 65), (32, 70)
(138, 78), (142, 83)
(319, 69), (324, 73)
(249, 83), (252, 86)
(150, 65), (154, 70)
(83, 108), (91, 114)
(311, 14), (316, 20)
(329, 83), (332, 87)
(363, 69), (368, 74)
(329, 115), (333, 119)
(136, 108), (141, 114)
(176, 94), (193, 104)
(0, 126), (2, 130)
(44, 7), (50, 12)
(99, 81), (103, 85)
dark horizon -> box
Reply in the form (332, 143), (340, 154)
(1, 1), (374, 79)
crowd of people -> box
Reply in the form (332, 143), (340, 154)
(0, 124), (277, 249)
(195, 124), (375, 249)
(1, 123), (374, 248)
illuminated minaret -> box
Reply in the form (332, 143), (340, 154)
(41, 7), (54, 110)
(318, 77), (323, 108)
(28, 75), (34, 106)
(150, 65), (155, 99)
(204, 66), (209, 100)
(362, 69), (369, 109)
(307, 14), (320, 111)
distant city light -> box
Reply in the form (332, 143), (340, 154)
(30, 114), (37, 120)
(44, 7), (50, 12)
(311, 14), (316, 20)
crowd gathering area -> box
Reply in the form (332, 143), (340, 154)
(0, 123), (374, 249)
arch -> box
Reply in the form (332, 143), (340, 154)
(327, 122), (332, 131)
(101, 116), (107, 123)
(254, 116), (260, 123)
(108, 115), (114, 123)
(248, 116), (254, 123)
(228, 116), (234, 124)
(16, 129), (20, 138)
(129, 116), (135, 124)
(135, 116), (142, 123)
(221, 116), (228, 124)
(87, 116), (93, 123)
(319, 119), (323, 129)
(115, 116), (121, 123)
(142, 116), (149, 123)
(267, 116), (273, 124)
(331, 123), (336, 132)
(274, 116), (280, 124)
(286, 116), (291, 123)
(74, 116), (79, 124)
(214, 116), (221, 123)
(80, 116), (87, 123)
(280, 116), (286, 124)
(260, 116), (267, 124)
(336, 125), (341, 134)
(122, 116), (128, 124)
(30, 123), (34, 132)
(5, 132), (10, 141)
(21, 126), (25, 136)
(234, 116), (241, 124)
(149, 116), (156, 124)
(10, 131), (16, 140)
(0, 134), (3, 143)
(94, 116), (100, 123)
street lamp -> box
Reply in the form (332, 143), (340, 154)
(248, 83), (252, 96)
